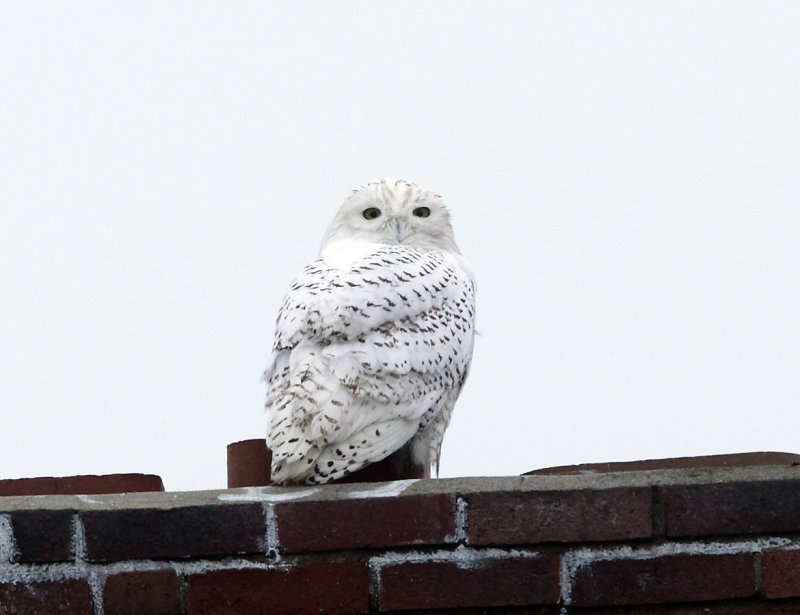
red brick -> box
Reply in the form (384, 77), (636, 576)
(273, 493), (454, 553)
(0, 579), (93, 614)
(226, 439), (429, 488)
(0, 473), (163, 496)
(186, 563), (369, 615)
(376, 552), (560, 611)
(334, 445), (429, 483)
(661, 479), (800, 537)
(527, 452), (800, 475)
(763, 549), (800, 599)
(227, 439), (272, 488)
(82, 503), (264, 561)
(10, 509), (74, 562)
(570, 552), (756, 607)
(466, 487), (652, 546)
(103, 570), (181, 615)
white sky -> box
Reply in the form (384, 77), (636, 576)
(1, 2), (799, 491)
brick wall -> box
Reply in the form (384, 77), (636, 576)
(2, 465), (800, 614)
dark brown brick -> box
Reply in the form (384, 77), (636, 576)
(186, 563), (369, 615)
(104, 569), (181, 615)
(372, 609), (559, 615)
(273, 493), (454, 553)
(528, 598), (800, 614)
(570, 552), (756, 607)
(0, 473), (163, 496)
(11, 509), (74, 563)
(526, 452), (800, 476)
(0, 579), (93, 615)
(376, 552), (560, 611)
(763, 549), (800, 599)
(661, 479), (800, 537)
(466, 487), (652, 546)
(82, 503), (264, 561)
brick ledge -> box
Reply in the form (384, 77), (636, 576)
(2, 461), (800, 613)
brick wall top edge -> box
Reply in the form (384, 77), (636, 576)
(1, 464), (798, 513)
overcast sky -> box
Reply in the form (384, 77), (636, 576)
(2, 2), (799, 491)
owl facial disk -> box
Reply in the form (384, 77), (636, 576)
(319, 179), (461, 256)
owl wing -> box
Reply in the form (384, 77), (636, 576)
(265, 245), (475, 484)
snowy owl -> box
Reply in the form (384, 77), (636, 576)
(264, 178), (476, 484)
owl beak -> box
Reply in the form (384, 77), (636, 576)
(388, 217), (413, 244)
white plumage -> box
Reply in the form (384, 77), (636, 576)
(264, 179), (476, 484)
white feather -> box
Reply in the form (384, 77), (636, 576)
(265, 179), (476, 484)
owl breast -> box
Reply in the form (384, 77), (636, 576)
(265, 243), (475, 484)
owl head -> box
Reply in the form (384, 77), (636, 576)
(320, 178), (461, 255)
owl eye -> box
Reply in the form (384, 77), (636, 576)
(413, 206), (431, 218)
(362, 207), (382, 220)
